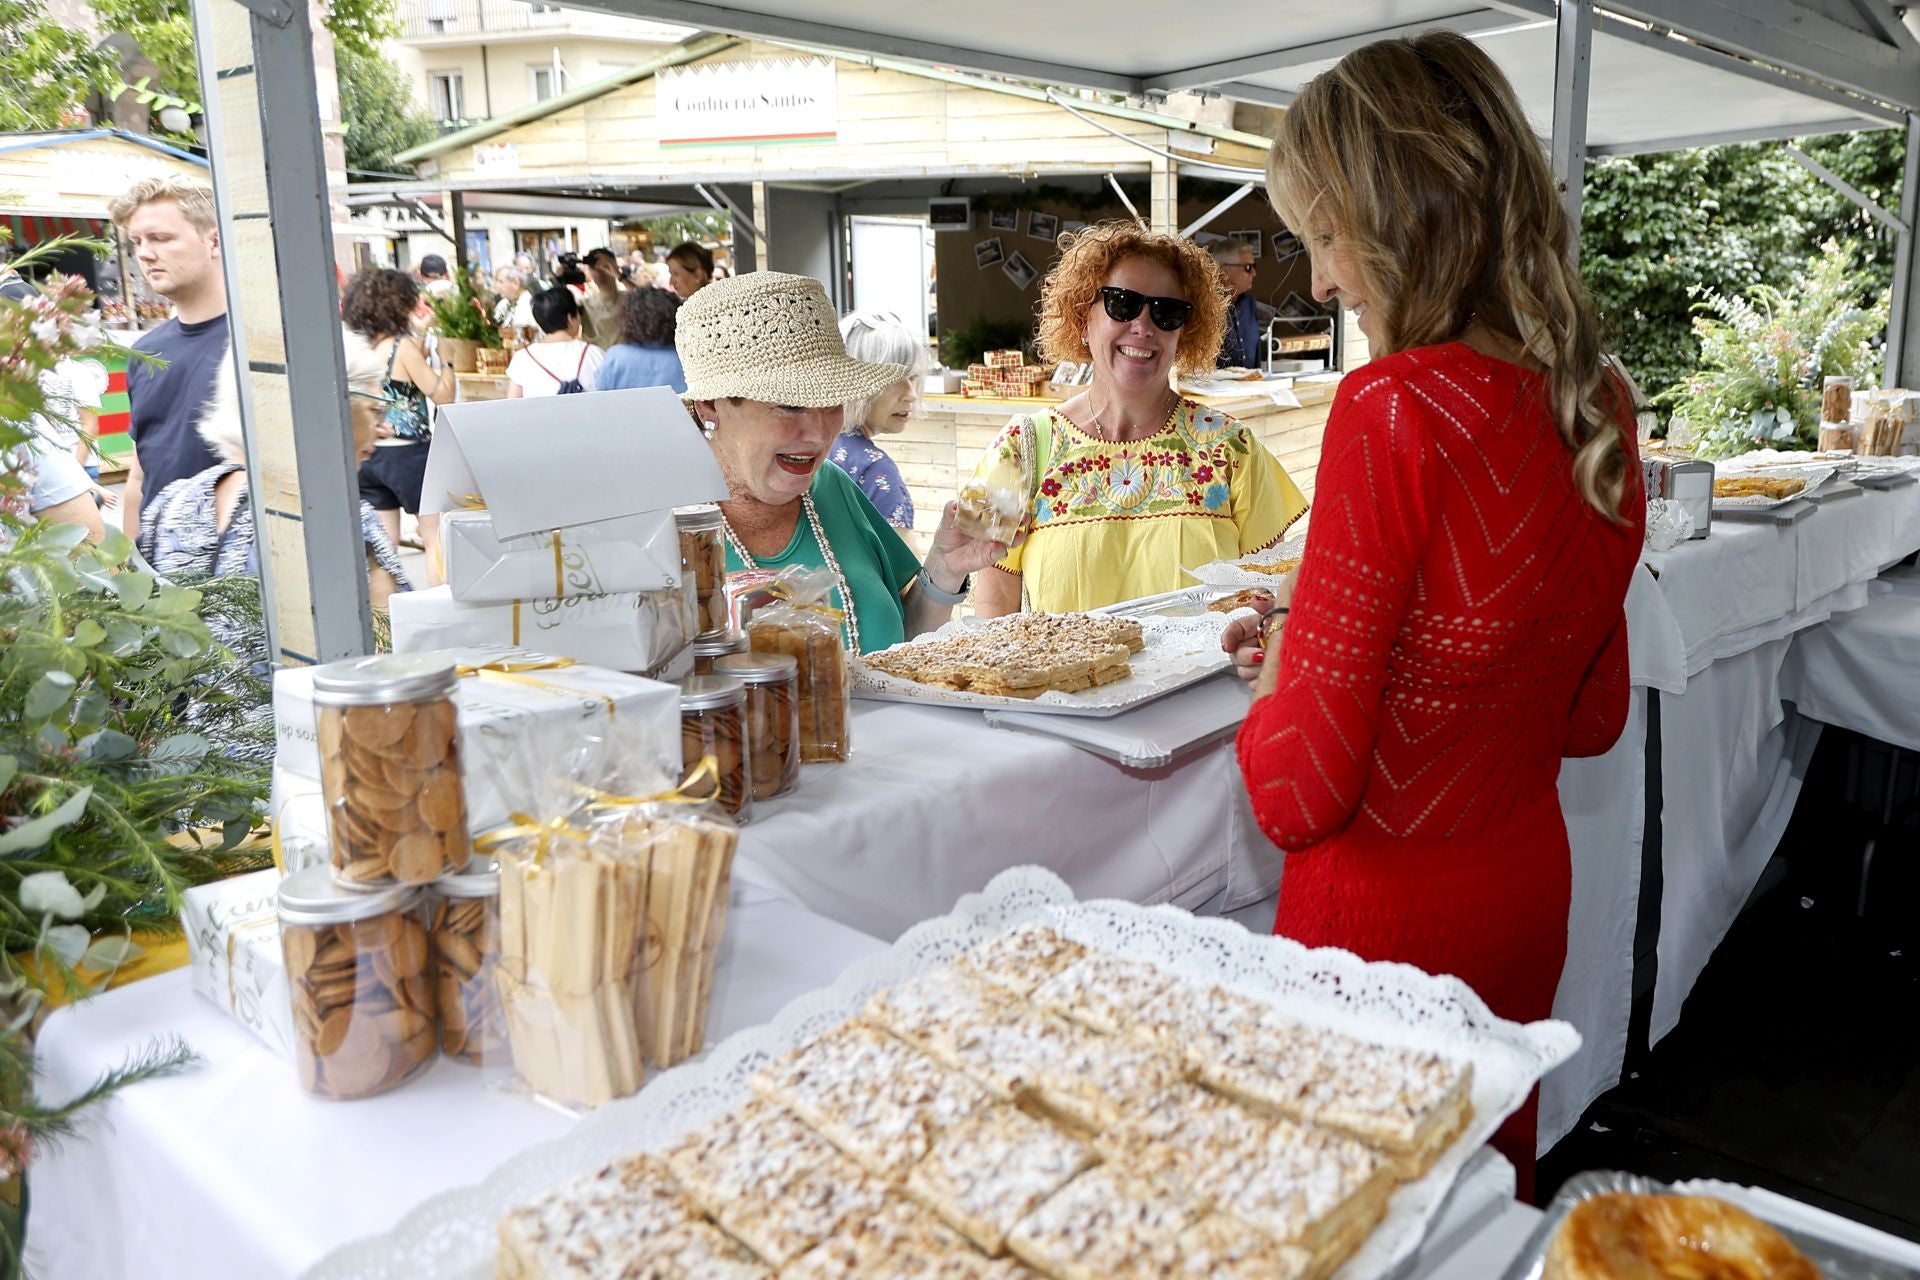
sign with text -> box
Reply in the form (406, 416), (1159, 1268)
(657, 58), (837, 147)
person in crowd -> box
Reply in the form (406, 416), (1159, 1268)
(492, 266), (535, 329)
(553, 255), (588, 301)
(579, 247), (625, 349)
(679, 272), (1004, 654)
(831, 310), (930, 530)
(109, 175), (229, 539)
(417, 253), (454, 298)
(507, 287), (604, 397)
(138, 329), (411, 661)
(971, 222), (1307, 617)
(1226, 32), (1645, 1195)
(0, 245), (37, 304)
(1212, 240), (1263, 368)
(666, 241), (713, 300)
(513, 251), (547, 292)
(343, 267), (453, 583)
(598, 287), (685, 393)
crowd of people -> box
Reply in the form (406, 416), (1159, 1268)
(6, 31), (1643, 1182)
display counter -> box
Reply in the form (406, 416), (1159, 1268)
(898, 378), (1339, 554)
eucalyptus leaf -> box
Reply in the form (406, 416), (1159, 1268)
(96, 527), (133, 565)
(0, 756), (14, 791)
(81, 935), (142, 971)
(71, 689), (110, 732)
(40, 523), (89, 551)
(160, 628), (203, 658)
(221, 816), (252, 850)
(24, 669), (76, 719)
(19, 871), (84, 919)
(0, 785), (93, 855)
(71, 619), (106, 647)
(80, 883), (107, 911)
(112, 571), (155, 608)
(78, 730), (137, 763)
(41, 923), (90, 967)
(152, 733), (212, 763)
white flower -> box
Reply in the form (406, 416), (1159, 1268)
(29, 316), (60, 346)
(20, 870), (85, 920)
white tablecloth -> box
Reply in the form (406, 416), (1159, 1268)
(738, 699), (1276, 940)
(1780, 579), (1920, 753)
(26, 881), (885, 1280)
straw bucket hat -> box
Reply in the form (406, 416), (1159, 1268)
(676, 272), (907, 408)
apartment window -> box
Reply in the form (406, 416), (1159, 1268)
(429, 71), (465, 124)
(529, 65), (557, 101)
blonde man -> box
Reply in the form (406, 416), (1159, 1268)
(109, 175), (228, 540)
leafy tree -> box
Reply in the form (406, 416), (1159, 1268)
(0, 0), (121, 131)
(338, 44), (434, 180)
(1580, 128), (1904, 407)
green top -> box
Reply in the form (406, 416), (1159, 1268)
(722, 461), (922, 653)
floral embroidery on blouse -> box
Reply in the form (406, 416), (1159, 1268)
(988, 403), (1256, 528)
(829, 431), (914, 529)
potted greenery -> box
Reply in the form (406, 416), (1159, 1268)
(938, 318), (1032, 372)
(427, 271), (502, 375)
(1667, 239), (1888, 458)
(0, 246), (270, 1264)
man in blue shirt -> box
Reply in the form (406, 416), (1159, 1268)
(108, 176), (229, 539)
(1213, 241), (1262, 369)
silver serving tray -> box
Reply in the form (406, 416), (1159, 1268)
(1499, 1170), (1920, 1280)
(1093, 584), (1241, 619)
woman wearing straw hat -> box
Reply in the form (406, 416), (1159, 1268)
(677, 273), (1008, 654)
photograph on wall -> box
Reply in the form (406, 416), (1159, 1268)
(1061, 219), (1090, 237)
(1027, 211), (1060, 243)
(987, 208), (1019, 232)
(1003, 251), (1038, 291)
(930, 197), (973, 231)
(1271, 229), (1303, 261)
(1050, 360), (1082, 385)
(975, 237), (1006, 270)
(1193, 231), (1228, 247)
(1230, 229), (1264, 259)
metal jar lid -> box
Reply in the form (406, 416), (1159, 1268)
(433, 857), (499, 899)
(678, 673), (746, 711)
(714, 651), (799, 684)
(674, 503), (723, 531)
(310, 654), (458, 707)
(692, 631), (748, 658)
(278, 866), (419, 925)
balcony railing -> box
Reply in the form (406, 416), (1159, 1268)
(398, 0), (688, 40)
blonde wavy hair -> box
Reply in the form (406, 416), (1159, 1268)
(108, 175), (218, 233)
(1036, 221), (1226, 378)
(1267, 31), (1632, 521)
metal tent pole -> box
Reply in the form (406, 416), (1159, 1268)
(1887, 115), (1920, 387)
(191, 0), (374, 665)
(1552, 0), (1595, 262)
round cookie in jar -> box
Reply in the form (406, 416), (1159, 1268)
(675, 504), (728, 639)
(714, 651), (799, 801)
(278, 868), (437, 1100)
(428, 860), (507, 1068)
(678, 674), (751, 821)
(311, 654), (469, 886)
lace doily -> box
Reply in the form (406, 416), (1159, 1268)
(308, 867), (1578, 1280)
(1186, 536), (1310, 590)
(849, 615), (1231, 718)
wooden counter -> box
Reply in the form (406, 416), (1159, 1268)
(892, 379), (1338, 556)
(455, 371), (510, 402)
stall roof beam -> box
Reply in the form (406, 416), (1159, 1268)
(1585, 116), (1890, 155)
(567, 0), (1145, 94)
(1783, 143), (1906, 232)
(1602, 0), (1918, 110)
(1141, 4), (1553, 93)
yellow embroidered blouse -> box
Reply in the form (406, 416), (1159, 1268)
(979, 400), (1308, 613)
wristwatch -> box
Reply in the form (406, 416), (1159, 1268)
(918, 567), (971, 605)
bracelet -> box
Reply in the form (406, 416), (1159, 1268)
(918, 566), (971, 605)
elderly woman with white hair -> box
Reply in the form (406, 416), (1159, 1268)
(830, 310), (932, 530)
(138, 330), (414, 615)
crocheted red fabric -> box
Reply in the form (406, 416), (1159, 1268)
(1237, 342), (1644, 1187)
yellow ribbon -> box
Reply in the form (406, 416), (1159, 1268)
(476, 756), (723, 868)
(552, 530), (565, 598)
(764, 581), (845, 623)
(269, 788), (324, 876)
(456, 653), (615, 720)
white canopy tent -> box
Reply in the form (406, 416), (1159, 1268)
(190, 0), (1920, 662)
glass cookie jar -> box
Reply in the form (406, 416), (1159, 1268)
(678, 674), (751, 821)
(278, 867), (437, 1100)
(429, 862), (507, 1068)
(310, 654), (469, 886)
(675, 504), (729, 639)
(714, 651), (799, 801)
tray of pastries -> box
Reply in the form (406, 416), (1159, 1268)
(492, 912), (1556, 1280)
(314, 867), (1578, 1280)
(853, 613), (1231, 718)
(1710, 461), (1839, 509)
(1187, 538), (1309, 592)
(1501, 1169), (1920, 1280)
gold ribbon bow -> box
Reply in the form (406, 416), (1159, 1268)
(456, 653), (615, 719)
(476, 756), (723, 869)
(764, 581), (845, 623)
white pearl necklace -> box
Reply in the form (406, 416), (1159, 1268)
(720, 494), (861, 653)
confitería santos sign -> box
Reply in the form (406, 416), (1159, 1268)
(657, 58), (838, 147)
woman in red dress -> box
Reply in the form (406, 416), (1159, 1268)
(1227, 32), (1645, 1197)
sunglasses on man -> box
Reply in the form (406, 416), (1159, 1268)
(1098, 286), (1195, 332)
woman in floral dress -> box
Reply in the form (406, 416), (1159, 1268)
(972, 223), (1307, 615)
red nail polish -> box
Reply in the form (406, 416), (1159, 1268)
(1251, 651), (1264, 663)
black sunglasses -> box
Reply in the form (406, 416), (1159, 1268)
(1098, 286), (1194, 331)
